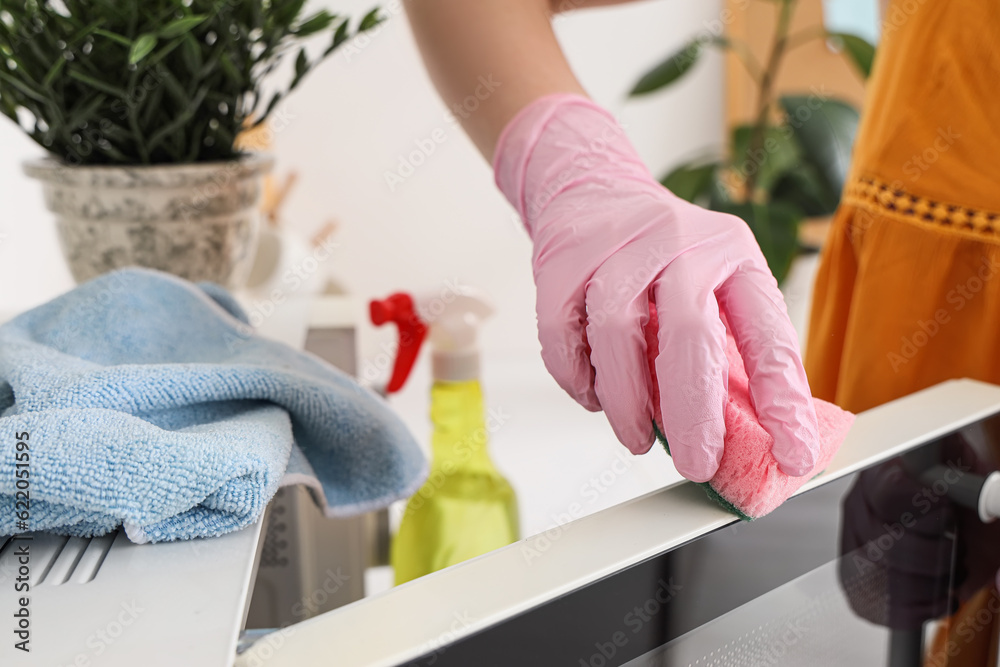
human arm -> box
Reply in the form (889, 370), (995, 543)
(406, 0), (645, 158)
(405, 0), (584, 160)
(405, 0), (822, 481)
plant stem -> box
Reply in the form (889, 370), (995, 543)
(723, 37), (764, 82)
(784, 25), (827, 52)
(742, 0), (797, 201)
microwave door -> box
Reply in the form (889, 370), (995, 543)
(243, 379), (1000, 667)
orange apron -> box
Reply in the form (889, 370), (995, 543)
(805, 0), (1000, 414)
(805, 2), (1000, 663)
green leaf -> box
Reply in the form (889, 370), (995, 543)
(96, 119), (131, 141)
(272, 0), (309, 28)
(778, 95), (859, 199)
(254, 92), (283, 126)
(139, 81), (165, 128)
(295, 48), (308, 78)
(730, 124), (801, 194)
(144, 35), (186, 68)
(66, 66), (129, 98)
(0, 69), (48, 103)
(294, 11), (335, 37)
(159, 15), (207, 39)
(186, 116), (210, 162)
(66, 93), (107, 131)
(146, 85), (207, 153)
(358, 7), (383, 32)
(93, 28), (132, 47)
(156, 67), (192, 107)
(828, 32), (875, 79)
(708, 170), (733, 209)
(180, 33), (203, 75)
(290, 47), (308, 89)
(96, 142), (130, 163)
(716, 201), (803, 284)
(771, 162), (838, 217)
(67, 19), (107, 48)
(325, 19), (351, 55)
(219, 52), (244, 87)
(629, 39), (702, 96)
(128, 33), (157, 64)
(42, 57), (67, 88)
(660, 161), (719, 204)
(0, 0), (381, 164)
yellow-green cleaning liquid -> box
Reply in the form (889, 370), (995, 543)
(392, 380), (519, 585)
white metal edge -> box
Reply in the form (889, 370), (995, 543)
(0, 518), (264, 666)
(307, 295), (360, 329)
(244, 378), (1000, 667)
(233, 519), (269, 657)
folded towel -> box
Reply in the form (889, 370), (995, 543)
(0, 268), (426, 543)
(645, 304), (854, 520)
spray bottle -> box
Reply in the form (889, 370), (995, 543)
(370, 288), (519, 585)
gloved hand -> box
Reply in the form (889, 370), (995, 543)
(839, 457), (958, 629)
(839, 433), (1000, 632)
(493, 93), (820, 482)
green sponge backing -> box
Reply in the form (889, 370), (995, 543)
(652, 421), (754, 522)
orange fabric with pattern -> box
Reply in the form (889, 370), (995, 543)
(805, 0), (1000, 414)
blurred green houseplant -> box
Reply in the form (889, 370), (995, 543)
(0, 0), (385, 289)
(630, 0), (875, 283)
(0, 0), (382, 165)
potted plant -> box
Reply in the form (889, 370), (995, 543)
(629, 0), (875, 284)
(0, 0), (380, 287)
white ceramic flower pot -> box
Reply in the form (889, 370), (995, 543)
(23, 154), (273, 288)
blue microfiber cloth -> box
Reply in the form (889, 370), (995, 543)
(0, 268), (427, 543)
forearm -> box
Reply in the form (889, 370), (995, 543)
(406, 0), (634, 160)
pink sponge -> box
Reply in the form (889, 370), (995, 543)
(645, 309), (854, 520)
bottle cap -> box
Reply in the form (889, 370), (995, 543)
(370, 287), (492, 391)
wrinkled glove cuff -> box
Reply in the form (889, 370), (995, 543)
(492, 93), (651, 236)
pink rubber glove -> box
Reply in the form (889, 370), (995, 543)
(493, 93), (820, 482)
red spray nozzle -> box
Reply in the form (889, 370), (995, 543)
(369, 292), (428, 394)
